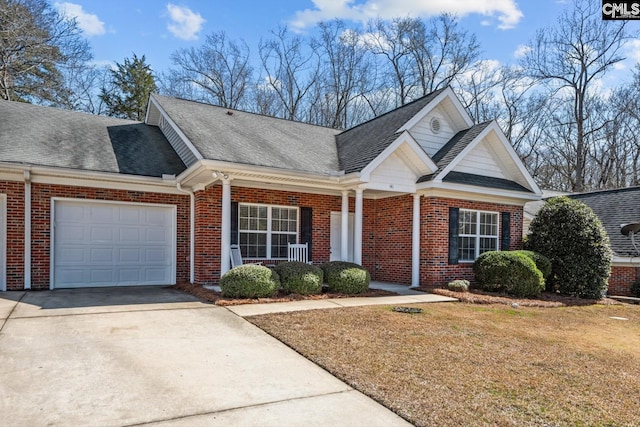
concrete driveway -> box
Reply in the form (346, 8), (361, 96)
(0, 287), (410, 427)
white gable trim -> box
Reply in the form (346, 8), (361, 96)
(434, 121), (541, 194)
(418, 182), (541, 204)
(397, 87), (474, 133)
(359, 131), (437, 182)
(147, 94), (204, 161)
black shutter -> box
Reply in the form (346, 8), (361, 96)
(501, 211), (511, 251)
(448, 207), (459, 265)
(300, 207), (313, 261)
(231, 201), (239, 245)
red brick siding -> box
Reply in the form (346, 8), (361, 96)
(420, 197), (524, 287)
(608, 266), (638, 296)
(0, 181), (25, 290)
(193, 185), (344, 284)
(367, 195), (413, 284)
(29, 184), (190, 290)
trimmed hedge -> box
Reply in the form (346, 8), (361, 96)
(447, 279), (470, 292)
(219, 264), (280, 298)
(274, 261), (323, 295)
(473, 251), (544, 298)
(526, 196), (612, 299)
(321, 261), (370, 294)
(519, 250), (552, 280)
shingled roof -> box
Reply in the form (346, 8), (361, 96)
(335, 88), (446, 173)
(0, 100), (186, 177)
(570, 187), (640, 257)
(151, 94), (342, 175)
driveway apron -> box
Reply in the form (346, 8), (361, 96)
(0, 287), (410, 427)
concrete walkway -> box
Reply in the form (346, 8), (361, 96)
(0, 287), (413, 427)
(227, 282), (457, 317)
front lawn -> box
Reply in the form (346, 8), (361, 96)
(248, 302), (640, 426)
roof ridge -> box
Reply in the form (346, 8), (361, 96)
(570, 186), (640, 197)
(151, 93), (339, 132)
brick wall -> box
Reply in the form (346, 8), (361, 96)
(367, 195), (413, 284)
(420, 197), (524, 287)
(0, 181), (25, 290)
(608, 266), (638, 296)
(29, 184), (190, 290)
(193, 185), (344, 284)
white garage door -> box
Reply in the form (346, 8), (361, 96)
(52, 200), (176, 288)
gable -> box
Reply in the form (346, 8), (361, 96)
(409, 105), (458, 157)
(368, 147), (425, 192)
(452, 137), (506, 180)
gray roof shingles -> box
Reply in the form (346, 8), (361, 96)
(335, 88), (446, 173)
(152, 94), (342, 175)
(0, 100), (186, 177)
(570, 187), (640, 257)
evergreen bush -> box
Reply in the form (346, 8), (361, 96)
(274, 261), (323, 295)
(219, 264), (280, 298)
(321, 261), (370, 294)
(526, 197), (612, 299)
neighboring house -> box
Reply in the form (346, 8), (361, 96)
(0, 87), (541, 291)
(569, 188), (640, 296)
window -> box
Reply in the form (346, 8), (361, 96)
(458, 210), (498, 262)
(238, 204), (298, 259)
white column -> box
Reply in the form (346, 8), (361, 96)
(411, 193), (421, 287)
(24, 171), (31, 290)
(354, 188), (363, 265)
(341, 190), (349, 261)
(220, 178), (232, 277)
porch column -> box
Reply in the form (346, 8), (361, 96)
(411, 193), (421, 287)
(220, 177), (232, 277)
(354, 188), (363, 265)
(341, 190), (349, 261)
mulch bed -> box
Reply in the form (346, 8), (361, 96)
(425, 287), (621, 307)
(172, 282), (396, 306)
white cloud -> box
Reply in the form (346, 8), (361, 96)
(513, 44), (531, 59)
(54, 2), (105, 36)
(166, 4), (205, 41)
(289, 0), (523, 31)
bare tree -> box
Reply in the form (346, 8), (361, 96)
(165, 31), (253, 109)
(0, 0), (92, 105)
(408, 14), (481, 96)
(311, 20), (374, 129)
(258, 26), (319, 121)
(365, 17), (416, 105)
(520, 0), (630, 192)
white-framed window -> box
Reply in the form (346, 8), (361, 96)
(458, 209), (499, 262)
(238, 203), (298, 259)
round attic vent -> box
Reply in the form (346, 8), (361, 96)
(430, 117), (442, 134)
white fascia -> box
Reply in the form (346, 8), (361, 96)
(358, 131), (437, 182)
(612, 256), (640, 266)
(432, 121), (541, 195)
(397, 86), (474, 133)
(417, 181), (541, 205)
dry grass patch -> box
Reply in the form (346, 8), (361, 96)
(248, 302), (640, 426)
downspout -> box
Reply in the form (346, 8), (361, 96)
(24, 170), (31, 290)
(176, 182), (195, 284)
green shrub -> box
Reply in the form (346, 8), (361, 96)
(518, 250), (552, 280)
(525, 197), (612, 299)
(321, 261), (371, 294)
(473, 251), (544, 298)
(631, 277), (640, 298)
(219, 264), (280, 298)
(447, 279), (470, 292)
(274, 261), (323, 295)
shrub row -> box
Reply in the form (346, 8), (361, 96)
(219, 261), (371, 298)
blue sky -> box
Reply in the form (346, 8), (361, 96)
(54, 1), (640, 79)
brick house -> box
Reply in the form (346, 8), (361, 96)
(0, 87), (541, 291)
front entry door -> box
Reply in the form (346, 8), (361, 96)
(330, 212), (354, 262)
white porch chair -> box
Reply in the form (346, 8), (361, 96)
(230, 244), (262, 268)
(288, 242), (310, 263)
